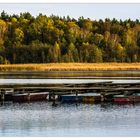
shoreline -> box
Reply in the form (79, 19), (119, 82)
(0, 63), (140, 71)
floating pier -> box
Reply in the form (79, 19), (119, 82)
(1, 81), (140, 104)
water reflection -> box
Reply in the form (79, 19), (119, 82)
(0, 102), (140, 136)
(1, 71), (140, 79)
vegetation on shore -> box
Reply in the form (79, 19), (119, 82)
(0, 11), (140, 64)
(0, 63), (140, 71)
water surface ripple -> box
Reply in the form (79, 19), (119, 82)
(0, 102), (140, 136)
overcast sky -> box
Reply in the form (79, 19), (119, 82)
(0, 3), (140, 20)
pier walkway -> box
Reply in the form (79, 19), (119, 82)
(0, 81), (140, 104)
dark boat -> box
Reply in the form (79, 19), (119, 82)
(58, 94), (82, 103)
(13, 92), (49, 102)
(59, 93), (101, 103)
(4, 89), (14, 101)
(114, 93), (140, 104)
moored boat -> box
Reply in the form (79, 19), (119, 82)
(81, 93), (101, 103)
(4, 89), (14, 101)
(58, 94), (83, 103)
(5, 94), (13, 101)
(114, 95), (131, 104)
(13, 92), (49, 102)
(114, 93), (140, 104)
(59, 93), (101, 103)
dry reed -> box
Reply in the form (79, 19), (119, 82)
(0, 63), (139, 71)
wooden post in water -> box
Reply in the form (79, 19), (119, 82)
(22, 89), (25, 94)
(11, 88), (14, 102)
(101, 94), (104, 102)
(76, 91), (78, 100)
(75, 90), (78, 105)
(49, 92), (52, 101)
(1, 89), (5, 105)
(12, 88), (15, 95)
(27, 92), (30, 103)
(52, 93), (57, 106)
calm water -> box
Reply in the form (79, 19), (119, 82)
(0, 71), (140, 137)
(0, 102), (140, 137)
(0, 70), (140, 79)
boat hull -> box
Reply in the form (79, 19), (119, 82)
(59, 93), (101, 103)
(13, 92), (49, 102)
(114, 97), (132, 104)
(59, 95), (83, 103)
(114, 94), (140, 104)
(82, 96), (101, 103)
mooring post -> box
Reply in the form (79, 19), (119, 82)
(76, 90), (78, 100)
(1, 89), (5, 105)
(27, 92), (30, 103)
(75, 90), (79, 105)
(49, 92), (52, 101)
(11, 88), (14, 98)
(52, 93), (57, 106)
(101, 94), (104, 102)
(22, 89), (25, 94)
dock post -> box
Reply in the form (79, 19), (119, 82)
(22, 89), (25, 94)
(11, 88), (14, 103)
(49, 92), (52, 101)
(27, 92), (30, 103)
(75, 90), (79, 105)
(101, 94), (104, 102)
(12, 88), (14, 96)
(52, 93), (57, 106)
(1, 89), (5, 105)
(76, 91), (78, 100)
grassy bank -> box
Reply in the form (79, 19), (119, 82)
(0, 63), (140, 71)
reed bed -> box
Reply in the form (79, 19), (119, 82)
(0, 63), (140, 71)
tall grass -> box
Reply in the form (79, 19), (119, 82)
(0, 63), (140, 71)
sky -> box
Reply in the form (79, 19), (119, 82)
(0, 3), (140, 20)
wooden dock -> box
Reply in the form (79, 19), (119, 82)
(1, 81), (140, 104)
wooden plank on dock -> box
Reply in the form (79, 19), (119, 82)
(12, 85), (140, 93)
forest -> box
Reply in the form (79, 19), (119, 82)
(0, 11), (140, 64)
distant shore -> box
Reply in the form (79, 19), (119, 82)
(0, 63), (140, 71)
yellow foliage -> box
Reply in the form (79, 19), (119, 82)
(11, 17), (17, 23)
(0, 19), (7, 39)
(14, 28), (24, 42)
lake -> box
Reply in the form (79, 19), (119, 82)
(0, 71), (140, 137)
(0, 102), (140, 137)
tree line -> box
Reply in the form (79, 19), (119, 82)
(0, 11), (140, 64)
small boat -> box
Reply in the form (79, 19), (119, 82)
(81, 93), (101, 103)
(58, 94), (83, 103)
(114, 93), (140, 104)
(59, 93), (101, 103)
(114, 95), (131, 104)
(4, 89), (14, 101)
(13, 92), (49, 102)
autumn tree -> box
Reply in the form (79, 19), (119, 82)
(0, 11), (140, 63)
